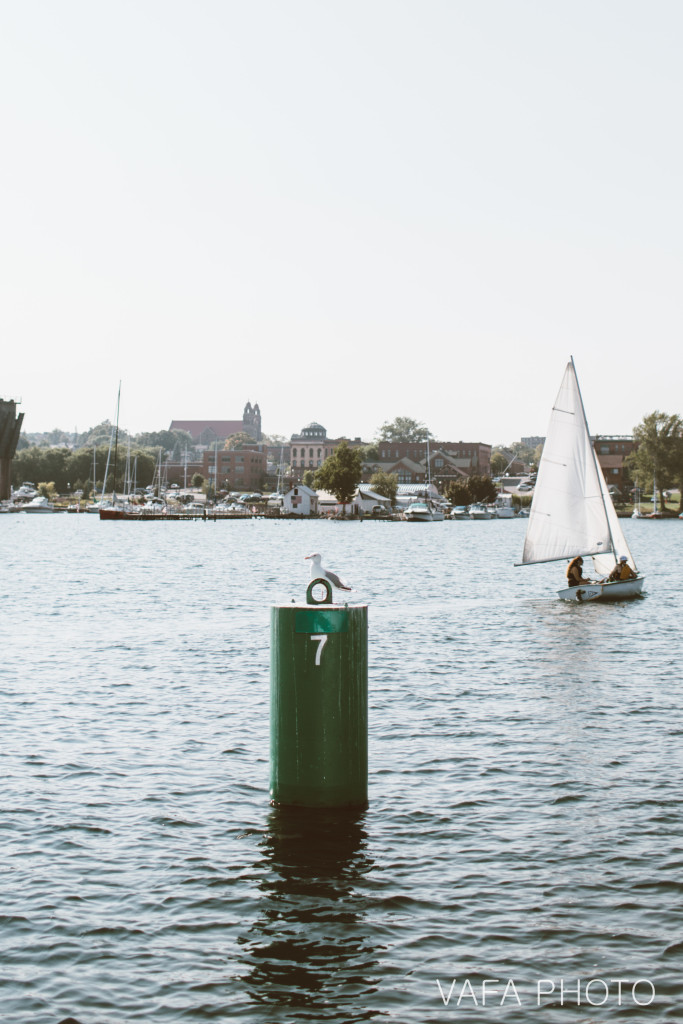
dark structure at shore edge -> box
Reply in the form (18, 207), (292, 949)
(0, 400), (23, 501)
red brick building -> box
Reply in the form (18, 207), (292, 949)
(593, 436), (637, 493)
(202, 447), (267, 492)
(373, 440), (491, 478)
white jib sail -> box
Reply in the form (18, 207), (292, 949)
(521, 360), (626, 569)
(592, 461), (637, 576)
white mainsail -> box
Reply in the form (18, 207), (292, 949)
(520, 359), (637, 574)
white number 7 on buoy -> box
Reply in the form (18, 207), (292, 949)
(310, 634), (328, 666)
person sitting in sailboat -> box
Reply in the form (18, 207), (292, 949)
(566, 556), (591, 587)
(607, 556), (638, 582)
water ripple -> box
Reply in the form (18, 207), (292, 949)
(1, 516), (682, 1021)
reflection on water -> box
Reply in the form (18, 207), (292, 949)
(239, 807), (385, 1021)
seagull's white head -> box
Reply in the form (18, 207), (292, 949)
(304, 552), (322, 563)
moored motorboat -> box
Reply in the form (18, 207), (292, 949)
(493, 494), (516, 518)
(21, 495), (56, 513)
(404, 501), (445, 522)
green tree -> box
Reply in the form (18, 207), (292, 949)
(130, 451), (157, 488)
(302, 469), (316, 488)
(627, 411), (683, 511)
(369, 470), (398, 505)
(224, 432), (256, 450)
(445, 480), (471, 505)
(467, 474), (498, 503)
(445, 475), (498, 505)
(191, 473), (204, 488)
(490, 449), (509, 476)
(12, 447), (71, 491)
(509, 441), (537, 464)
(377, 417), (432, 442)
(81, 420), (118, 446)
(315, 441), (363, 505)
(134, 429), (192, 451)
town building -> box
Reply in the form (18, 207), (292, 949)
(375, 440), (491, 476)
(427, 449), (470, 490)
(316, 486), (393, 516)
(288, 422), (363, 483)
(283, 484), (318, 515)
(362, 440), (491, 489)
(164, 455), (205, 488)
(202, 446), (267, 493)
(593, 436), (637, 494)
(169, 402), (262, 445)
(393, 482), (442, 508)
(521, 436), (545, 449)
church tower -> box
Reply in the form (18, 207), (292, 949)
(242, 401), (262, 441)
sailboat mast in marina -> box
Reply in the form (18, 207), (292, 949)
(518, 358), (644, 602)
(99, 383), (127, 520)
(111, 381), (121, 502)
(403, 437), (445, 521)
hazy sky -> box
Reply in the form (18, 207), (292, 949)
(2, 1), (681, 445)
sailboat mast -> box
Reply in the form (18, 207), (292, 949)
(570, 356), (617, 558)
(111, 381), (121, 498)
(277, 446), (284, 493)
(101, 423), (115, 498)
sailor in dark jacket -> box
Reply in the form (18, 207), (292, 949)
(567, 556), (591, 587)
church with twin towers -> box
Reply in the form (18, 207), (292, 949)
(169, 401), (262, 447)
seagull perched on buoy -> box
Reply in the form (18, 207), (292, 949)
(305, 552), (352, 591)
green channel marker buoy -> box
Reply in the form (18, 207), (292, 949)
(270, 578), (368, 808)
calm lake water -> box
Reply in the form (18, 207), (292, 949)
(2, 513), (682, 1023)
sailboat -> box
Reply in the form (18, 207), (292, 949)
(645, 473), (662, 518)
(518, 358), (644, 602)
(100, 383), (127, 520)
(404, 438), (445, 521)
(631, 480), (643, 518)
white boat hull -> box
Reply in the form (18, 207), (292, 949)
(404, 500), (444, 521)
(21, 497), (56, 513)
(405, 510), (444, 522)
(558, 577), (645, 602)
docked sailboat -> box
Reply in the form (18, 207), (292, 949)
(404, 439), (445, 521)
(99, 382), (128, 520)
(518, 358), (644, 602)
